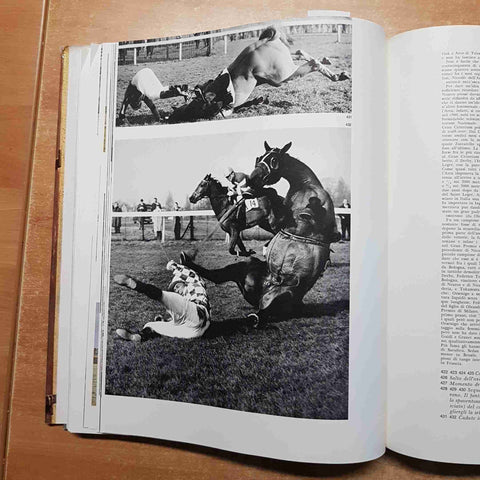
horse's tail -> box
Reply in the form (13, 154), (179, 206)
(259, 26), (293, 47)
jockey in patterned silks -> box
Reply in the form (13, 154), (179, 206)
(114, 259), (211, 340)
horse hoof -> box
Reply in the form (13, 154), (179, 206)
(338, 71), (350, 81)
(320, 56), (332, 65)
(247, 313), (260, 329)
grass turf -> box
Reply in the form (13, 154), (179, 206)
(116, 33), (352, 126)
(106, 239), (349, 419)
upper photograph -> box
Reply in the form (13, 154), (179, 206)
(116, 18), (352, 126)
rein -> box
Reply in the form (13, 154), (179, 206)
(200, 198), (246, 244)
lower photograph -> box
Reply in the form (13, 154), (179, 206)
(106, 125), (351, 419)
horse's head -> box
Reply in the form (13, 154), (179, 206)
(167, 72), (233, 123)
(190, 174), (213, 204)
(249, 141), (292, 188)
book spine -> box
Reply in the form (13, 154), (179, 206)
(45, 47), (69, 424)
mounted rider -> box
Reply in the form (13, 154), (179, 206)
(224, 167), (253, 203)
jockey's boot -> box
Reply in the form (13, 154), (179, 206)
(116, 326), (157, 342)
(116, 328), (142, 342)
(114, 274), (137, 290)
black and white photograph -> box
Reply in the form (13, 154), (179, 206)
(116, 20), (352, 126)
(106, 126), (351, 419)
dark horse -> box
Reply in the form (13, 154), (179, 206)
(167, 26), (349, 123)
(183, 142), (341, 322)
(189, 174), (285, 256)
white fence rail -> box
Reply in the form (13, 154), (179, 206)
(111, 208), (351, 243)
(118, 18), (352, 64)
(111, 208), (350, 217)
(112, 210), (214, 218)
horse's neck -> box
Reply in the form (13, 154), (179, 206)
(208, 182), (229, 215)
(282, 156), (321, 193)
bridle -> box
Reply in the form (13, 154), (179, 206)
(193, 177), (228, 202)
(255, 150), (280, 183)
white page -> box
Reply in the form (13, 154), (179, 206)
(99, 17), (388, 463)
(387, 26), (480, 463)
(61, 43), (116, 433)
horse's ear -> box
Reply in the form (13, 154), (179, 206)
(205, 173), (211, 180)
(280, 142), (292, 155)
(264, 141), (272, 151)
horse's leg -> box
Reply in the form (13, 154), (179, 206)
(227, 227), (240, 255)
(253, 73), (283, 88)
(236, 236), (255, 257)
(143, 96), (162, 122)
(246, 290), (295, 328)
(289, 61), (339, 82)
(182, 253), (245, 284)
(181, 252), (266, 308)
(292, 49), (350, 82)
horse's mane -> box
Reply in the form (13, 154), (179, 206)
(259, 26), (294, 47)
(206, 175), (228, 194)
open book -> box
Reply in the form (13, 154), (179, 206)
(48, 11), (480, 464)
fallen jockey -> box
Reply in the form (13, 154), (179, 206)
(117, 67), (189, 123)
(114, 255), (211, 340)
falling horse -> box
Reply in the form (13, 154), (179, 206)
(189, 174), (286, 256)
(167, 26), (350, 123)
(182, 142), (341, 323)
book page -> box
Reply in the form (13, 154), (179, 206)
(53, 43), (116, 432)
(58, 16), (388, 463)
(387, 26), (480, 464)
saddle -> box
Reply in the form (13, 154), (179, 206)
(228, 195), (263, 222)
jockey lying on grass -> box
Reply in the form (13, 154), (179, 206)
(115, 256), (211, 340)
(118, 67), (189, 123)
